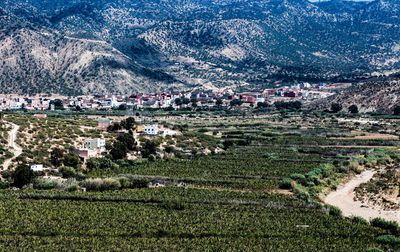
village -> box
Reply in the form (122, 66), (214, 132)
(0, 82), (344, 111)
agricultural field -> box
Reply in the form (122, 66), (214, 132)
(0, 110), (400, 250)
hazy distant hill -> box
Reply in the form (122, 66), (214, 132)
(0, 0), (399, 95)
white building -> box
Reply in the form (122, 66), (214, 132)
(143, 124), (159, 135)
(30, 164), (43, 172)
(160, 128), (181, 136)
(83, 138), (106, 152)
(255, 97), (266, 103)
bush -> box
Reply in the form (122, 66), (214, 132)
(67, 185), (78, 192)
(81, 178), (102, 191)
(59, 166), (76, 178)
(279, 178), (293, 189)
(370, 218), (400, 235)
(348, 162), (361, 174)
(297, 191), (310, 201)
(290, 173), (306, 184)
(130, 178), (149, 189)
(327, 205), (342, 217)
(118, 177), (131, 189)
(376, 235), (400, 245)
(0, 181), (9, 189)
(350, 216), (369, 225)
(33, 180), (58, 190)
(334, 165), (349, 174)
(82, 178), (121, 191)
(148, 154), (156, 162)
(348, 105), (359, 114)
(331, 103), (342, 113)
(101, 178), (121, 191)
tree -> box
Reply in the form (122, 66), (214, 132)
(117, 133), (137, 151)
(49, 99), (64, 110)
(107, 122), (122, 132)
(58, 166), (76, 178)
(175, 98), (182, 106)
(87, 157), (118, 171)
(182, 98), (190, 105)
(110, 142), (128, 160)
(274, 101), (301, 110)
(257, 102), (269, 109)
(12, 164), (34, 188)
(120, 117), (136, 130)
(50, 148), (64, 167)
(348, 104), (358, 114)
(216, 99), (223, 107)
(118, 104), (127, 110)
(230, 99), (243, 107)
(142, 140), (158, 158)
(62, 153), (81, 169)
(394, 105), (400, 115)
(331, 103), (342, 113)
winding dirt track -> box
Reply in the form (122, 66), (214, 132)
(2, 122), (22, 170)
(323, 170), (400, 224)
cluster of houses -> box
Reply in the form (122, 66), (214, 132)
(72, 121), (180, 160)
(0, 82), (336, 111)
(29, 120), (179, 171)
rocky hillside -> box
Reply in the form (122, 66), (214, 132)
(312, 76), (400, 113)
(0, 0), (400, 95)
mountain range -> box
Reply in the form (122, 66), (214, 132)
(0, 0), (399, 95)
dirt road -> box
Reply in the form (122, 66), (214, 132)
(2, 122), (22, 170)
(323, 169), (400, 224)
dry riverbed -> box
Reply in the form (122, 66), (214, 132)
(322, 169), (400, 224)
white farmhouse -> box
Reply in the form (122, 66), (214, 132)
(143, 124), (159, 135)
(30, 164), (43, 172)
(83, 138), (106, 152)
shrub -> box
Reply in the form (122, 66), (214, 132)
(279, 178), (293, 189)
(308, 176), (322, 186)
(376, 235), (400, 245)
(82, 178), (121, 191)
(350, 216), (369, 225)
(101, 178), (121, 191)
(290, 173), (306, 184)
(297, 191), (310, 201)
(59, 166), (76, 178)
(327, 205), (342, 217)
(82, 178), (103, 191)
(348, 105), (359, 114)
(67, 185), (78, 192)
(33, 180), (58, 190)
(335, 165), (349, 174)
(130, 178), (149, 189)
(370, 218), (399, 235)
(311, 200), (323, 209)
(0, 181), (9, 189)
(148, 154), (156, 162)
(118, 177), (131, 189)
